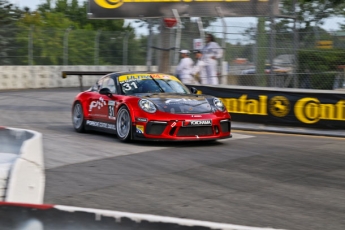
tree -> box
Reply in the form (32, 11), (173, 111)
(13, 0), (134, 65)
(279, 0), (343, 31)
(38, 0), (128, 32)
(0, 0), (21, 64)
(16, 11), (79, 65)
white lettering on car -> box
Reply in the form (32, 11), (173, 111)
(89, 97), (106, 111)
(165, 98), (199, 104)
(86, 120), (116, 130)
(190, 120), (211, 125)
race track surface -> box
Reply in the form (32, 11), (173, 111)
(1, 88), (345, 230)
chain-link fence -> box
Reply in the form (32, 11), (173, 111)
(1, 16), (345, 90)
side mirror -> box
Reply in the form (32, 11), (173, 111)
(99, 88), (112, 97)
(190, 87), (198, 94)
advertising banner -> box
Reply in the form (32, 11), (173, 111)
(190, 85), (345, 129)
(88, 0), (279, 18)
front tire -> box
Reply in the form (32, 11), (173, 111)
(72, 102), (85, 133)
(116, 106), (132, 142)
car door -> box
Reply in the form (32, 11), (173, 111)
(100, 76), (119, 126)
(88, 76), (108, 121)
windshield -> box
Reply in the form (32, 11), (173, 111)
(118, 74), (190, 95)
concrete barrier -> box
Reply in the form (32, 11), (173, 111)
(0, 202), (285, 230)
(0, 127), (45, 204)
(0, 65), (158, 90)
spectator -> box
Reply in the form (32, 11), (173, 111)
(192, 50), (207, 84)
(175, 50), (195, 84)
(202, 33), (223, 85)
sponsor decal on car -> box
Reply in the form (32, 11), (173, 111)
(86, 120), (116, 130)
(108, 100), (116, 120)
(136, 117), (148, 122)
(136, 125), (144, 134)
(89, 97), (106, 111)
(183, 120), (212, 126)
(118, 74), (179, 83)
(165, 98), (200, 104)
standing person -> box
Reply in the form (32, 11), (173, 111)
(202, 33), (223, 85)
(175, 50), (195, 84)
(192, 50), (207, 84)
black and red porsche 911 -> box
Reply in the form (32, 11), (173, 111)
(71, 71), (231, 142)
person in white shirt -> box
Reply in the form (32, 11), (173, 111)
(202, 33), (223, 85)
(192, 50), (207, 84)
(175, 50), (195, 84)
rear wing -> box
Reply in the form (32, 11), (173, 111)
(62, 71), (115, 92)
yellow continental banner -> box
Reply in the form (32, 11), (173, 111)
(220, 95), (268, 115)
(294, 98), (345, 124)
(220, 95), (345, 124)
(94, 0), (267, 9)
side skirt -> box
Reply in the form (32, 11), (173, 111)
(85, 120), (116, 134)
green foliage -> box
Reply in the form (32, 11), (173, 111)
(0, 0), (22, 64)
(280, 0), (342, 30)
(10, 0), (136, 65)
(38, 0), (128, 31)
(298, 49), (345, 89)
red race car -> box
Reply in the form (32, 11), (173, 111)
(71, 72), (231, 142)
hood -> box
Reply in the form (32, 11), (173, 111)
(137, 93), (213, 114)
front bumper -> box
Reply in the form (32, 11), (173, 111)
(132, 118), (231, 141)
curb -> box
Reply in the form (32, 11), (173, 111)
(232, 122), (345, 138)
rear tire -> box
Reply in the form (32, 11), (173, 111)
(116, 106), (132, 142)
(72, 102), (85, 133)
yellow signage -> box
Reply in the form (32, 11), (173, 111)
(269, 96), (290, 117)
(295, 98), (345, 124)
(94, 0), (267, 9)
(316, 40), (333, 49)
(118, 74), (179, 83)
(220, 94), (345, 125)
(221, 95), (268, 116)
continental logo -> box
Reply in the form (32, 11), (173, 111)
(94, 0), (267, 9)
(295, 98), (345, 124)
(221, 95), (268, 115)
(220, 95), (345, 124)
(269, 96), (290, 117)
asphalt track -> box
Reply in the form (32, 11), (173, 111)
(1, 88), (345, 230)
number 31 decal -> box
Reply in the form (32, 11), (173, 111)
(123, 82), (138, 91)
(108, 101), (116, 120)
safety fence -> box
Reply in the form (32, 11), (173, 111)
(1, 21), (345, 90)
(0, 127), (45, 204)
(0, 65), (344, 91)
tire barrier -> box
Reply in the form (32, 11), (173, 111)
(0, 202), (284, 230)
(0, 127), (45, 204)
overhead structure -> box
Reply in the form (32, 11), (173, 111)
(88, 0), (279, 18)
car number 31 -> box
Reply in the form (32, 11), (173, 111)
(123, 82), (138, 90)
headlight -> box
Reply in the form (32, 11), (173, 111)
(139, 99), (156, 113)
(213, 98), (226, 112)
